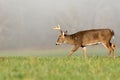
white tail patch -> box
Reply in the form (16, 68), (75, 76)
(112, 36), (115, 39)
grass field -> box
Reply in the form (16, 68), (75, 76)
(0, 57), (120, 80)
(0, 48), (120, 80)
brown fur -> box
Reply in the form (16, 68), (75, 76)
(55, 27), (115, 58)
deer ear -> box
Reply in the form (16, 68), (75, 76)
(65, 30), (68, 34)
(62, 32), (65, 38)
(60, 31), (63, 34)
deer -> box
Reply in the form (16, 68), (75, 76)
(53, 25), (115, 58)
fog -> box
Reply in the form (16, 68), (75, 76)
(0, 0), (120, 50)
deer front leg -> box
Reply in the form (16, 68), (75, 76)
(82, 47), (87, 58)
(68, 45), (80, 57)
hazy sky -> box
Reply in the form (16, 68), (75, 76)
(0, 0), (120, 49)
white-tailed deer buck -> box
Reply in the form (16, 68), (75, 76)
(53, 25), (115, 58)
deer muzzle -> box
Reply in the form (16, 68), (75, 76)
(56, 42), (61, 45)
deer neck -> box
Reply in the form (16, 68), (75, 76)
(64, 35), (74, 45)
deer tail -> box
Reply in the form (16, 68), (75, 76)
(111, 29), (114, 39)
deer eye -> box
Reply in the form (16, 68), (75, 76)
(64, 34), (67, 36)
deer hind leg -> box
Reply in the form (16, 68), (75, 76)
(110, 43), (115, 58)
(68, 45), (80, 57)
(103, 42), (113, 57)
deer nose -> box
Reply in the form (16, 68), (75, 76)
(56, 42), (60, 45)
(56, 42), (58, 45)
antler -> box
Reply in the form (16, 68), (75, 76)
(52, 25), (62, 32)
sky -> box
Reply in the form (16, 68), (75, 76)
(0, 0), (120, 49)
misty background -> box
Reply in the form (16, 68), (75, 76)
(0, 0), (120, 50)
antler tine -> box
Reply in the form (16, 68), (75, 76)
(52, 25), (62, 31)
(53, 25), (60, 29)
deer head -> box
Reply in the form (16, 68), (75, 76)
(53, 25), (68, 45)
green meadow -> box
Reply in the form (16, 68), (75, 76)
(0, 48), (120, 80)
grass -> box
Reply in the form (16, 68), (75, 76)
(0, 57), (120, 80)
(0, 48), (120, 80)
